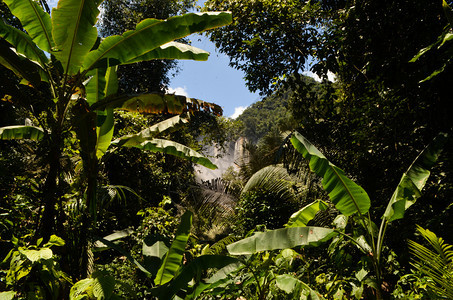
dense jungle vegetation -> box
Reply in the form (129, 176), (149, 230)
(0, 0), (452, 299)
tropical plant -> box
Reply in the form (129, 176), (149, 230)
(0, 0), (231, 278)
(220, 131), (448, 299)
(408, 225), (453, 299)
(0, 235), (70, 299)
(95, 210), (239, 299)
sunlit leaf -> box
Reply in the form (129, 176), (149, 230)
(82, 12), (232, 71)
(286, 200), (329, 227)
(227, 226), (337, 255)
(52, 0), (102, 75)
(291, 131), (370, 216)
(0, 19), (48, 67)
(123, 42), (210, 64)
(3, 0), (53, 52)
(155, 211), (192, 286)
(383, 132), (448, 222)
(116, 138), (217, 170)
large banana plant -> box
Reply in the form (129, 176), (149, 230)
(223, 131), (448, 299)
(0, 0), (231, 276)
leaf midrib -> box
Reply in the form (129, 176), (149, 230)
(26, 0), (52, 52)
(82, 18), (164, 73)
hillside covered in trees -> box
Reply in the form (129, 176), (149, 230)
(1, 0), (453, 299)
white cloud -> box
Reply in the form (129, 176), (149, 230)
(303, 70), (336, 82)
(229, 106), (247, 119)
(167, 86), (189, 97)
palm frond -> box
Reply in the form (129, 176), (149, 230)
(242, 164), (297, 203)
(185, 183), (238, 241)
(205, 235), (240, 255)
(408, 225), (453, 299)
(97, 184), (142, 211)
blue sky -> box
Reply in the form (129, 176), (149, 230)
(168, 34), (260, 119)
(168, 0), (260, 119)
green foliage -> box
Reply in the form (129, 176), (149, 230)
(408, 226), (453, 298)
(234, 165), (301, 233)
(289, 131), (448, 297)
(204, 0), (326, 95)
(291, 132), (371, 216)
(1, 235), (70, 299)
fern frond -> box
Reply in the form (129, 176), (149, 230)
(206, 235), (240, 255)
(408, 225), (453, 299)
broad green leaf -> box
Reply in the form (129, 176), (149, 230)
(92, 93), (223, 116)
(95, 108), (114, 159)
(152, 255), (240, 300)
(123, 42), (209, 65)
(275, 274), (324, 299)
(52, 0), (102, 75)
(44, 235), (65, 247)
(91, 272), (115, 300)
(143, 241), (169, 259)
(0, 125), (44, 140)
(70, 272), (115, 300)
(333, 215), (348, 230)
(227, 226), (337, 255)
(3, 0), (53, 52)
(94, 228), (134, 248)
(0, 291), (17, 300)
(87, 66), (117, 158)
(112, 115), (188, 147)
(383, 132), (448, 222)
(117, 138), (217, 170)
(19, 248), (52, 262)
(0, 40), (47, 85)
(291, 131), (370, 216)
(85, 68), (107, 106)
(355, 235), (372, 253)
(0, 19), (48, 67)
(82, 12), (232, 71)
(355, 268), (368, 282)
(286, 200), (329, 227)
(70, 278), (95, 300)
(155, 211), (192, 286)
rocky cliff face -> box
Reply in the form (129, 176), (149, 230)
(195, 137), (248, 182)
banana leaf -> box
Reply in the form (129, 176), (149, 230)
(0, 125), (44, 141)
(285, 200), (329, 228)
(0, 19), (48, 67)
(152, 255), (239, 300)
(94, 67), (118, 159)
(154, 211), (192, 286)
(112, 115), (188, 148)
(3, 0), (54, 52)
(51, 0), (102, 75)
(114, 138), (217, 170)
(276, 274), (324, 299)
(123, 42), (210, 64)
(82, 12), (232, 71)
(383, 132), (448, 222)
(0, 40), (47, 85)
(291, 131), (370, 216)
(227, 226), (337, 255)
(91, 93), (223, 116)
